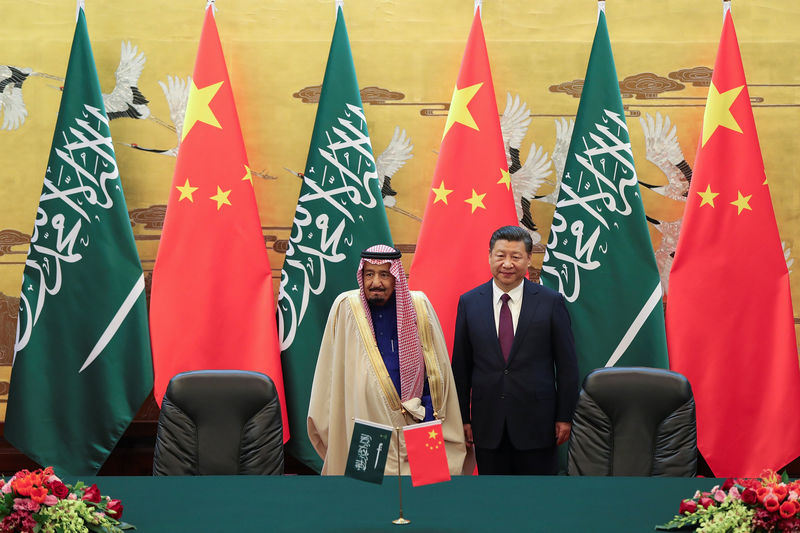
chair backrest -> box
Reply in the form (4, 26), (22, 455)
(153, 370), (284, 475)
(568, 367), (697, 477)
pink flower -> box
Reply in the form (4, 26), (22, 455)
(42, 495), (58, 506)
(714, 489), (726, 502)
(67, 493), (78, 500)
(12, 498), (40, 513)
(789, 491), (799, 502)
(699, 497), (715, 509)
(728, 486), (741, 500)
(0, 482), (12, 494)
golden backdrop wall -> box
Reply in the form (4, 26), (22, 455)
(1, 0), (798, 416)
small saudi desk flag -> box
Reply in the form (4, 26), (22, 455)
(345, 419), (393, 484)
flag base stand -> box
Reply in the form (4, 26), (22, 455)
(392, 429), (410, 525)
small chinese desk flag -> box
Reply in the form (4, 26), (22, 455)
(402, 420), (450, 487)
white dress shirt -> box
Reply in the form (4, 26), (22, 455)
(492, 280), (524, 335)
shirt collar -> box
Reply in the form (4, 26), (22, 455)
(492, 279), (524, 304)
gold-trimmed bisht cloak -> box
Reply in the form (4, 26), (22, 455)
(307, 289), (470, 475)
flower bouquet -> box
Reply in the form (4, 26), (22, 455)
(0, 467), (133, 533)
(658, 469), (800, 532)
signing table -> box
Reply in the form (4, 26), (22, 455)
(83, 475), (709, 532)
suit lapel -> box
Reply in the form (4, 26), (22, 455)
(507, 279), (541, 365)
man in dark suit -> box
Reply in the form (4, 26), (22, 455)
(452, 225), (579, 475)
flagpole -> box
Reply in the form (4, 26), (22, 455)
(474, 0), (481, 16)
(391, 426), (410, 525)
(723, 0), (731, 18)
(75, 0), (84, 21)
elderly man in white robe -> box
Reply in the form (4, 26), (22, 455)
(307, 244), (469, 476)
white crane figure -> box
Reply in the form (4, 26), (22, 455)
(0, 65), (63, 130)
(102, 41), (151, 120)
(500, 93), (554, 244)
(639, 112), (692, 293)
(374, 127), (420, 220)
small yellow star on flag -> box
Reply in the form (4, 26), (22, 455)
(443, 82), (483, 139)
(176, 178), (199, 202)
(497, 168), (511, 190)
(701, 82), (744, 146)
(242, 164), (253, 186)
(182, 80), (224, 141)
(210, 186), (232, 210)
(730, 190), (752, 215)
(432, 181), (454, 204)
(697, 185), (719, 208)
(465, 189), (486, 213)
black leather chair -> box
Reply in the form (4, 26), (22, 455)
(153, 370), (284, 475)
(568, 367), (697, 476)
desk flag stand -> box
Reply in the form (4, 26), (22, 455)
(392, 426), (410, 525)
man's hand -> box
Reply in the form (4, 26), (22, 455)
(463, 423), (473, 449)
(555, 422), (571, 446)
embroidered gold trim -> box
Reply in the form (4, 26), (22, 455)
(412, 292), (444, 418)
(347, 294), (402, 412)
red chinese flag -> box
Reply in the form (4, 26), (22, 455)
(149, 7), (289, 440)
(666, 8), (799, 477)
(409, 9), (518, 351)
(403, 420), (450, 487)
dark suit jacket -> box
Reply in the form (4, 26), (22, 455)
(452, 278), (579, 450)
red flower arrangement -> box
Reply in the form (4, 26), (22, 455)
(658, 469), (800, 532)
(0, 467), (133, 533)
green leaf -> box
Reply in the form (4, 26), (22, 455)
(782, 470), (790, 484)
(118, 521), (136, 530)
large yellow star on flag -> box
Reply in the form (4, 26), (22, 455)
(432, 181), (453, 204)
(442, 82), (483, 139)
(242, 164), (253, 186)
(701, 82), (744, 146)
(176, 178), (199, 202)
(182, 80), (224, 141)
(465, 189), (486, 213)
(428, 429), (438, 439)
(730, 190), (752, 215)
(697, 185), (719, 208)
(210, 186), (232, 210)
(497, 168), (511, 190)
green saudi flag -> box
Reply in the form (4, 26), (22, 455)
(541, 8), (668, 382)
(4, 8), (153, 476)
(278, 6), (392, 471)
(344, 419), (393, 484)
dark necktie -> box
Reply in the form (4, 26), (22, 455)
(499, 293), (514, 361)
